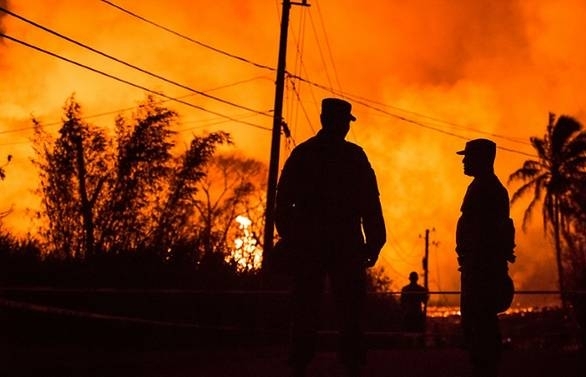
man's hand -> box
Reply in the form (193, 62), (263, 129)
(364, 255), (377, 268)
(363, 244), (379, 268)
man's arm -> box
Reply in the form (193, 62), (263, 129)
(360, 158), (386, 267)
(275, 152), (299, 240)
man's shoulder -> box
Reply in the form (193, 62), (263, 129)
(342, 140), (365, 153)
(293, 137), (366, 156)
(292, 135), (320, 152)
(340, 141), (369, 164)
(470, 174), (508, 194)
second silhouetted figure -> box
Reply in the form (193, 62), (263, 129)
(456, 138), (516, 377)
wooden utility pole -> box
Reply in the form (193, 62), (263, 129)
(422, 229), (430, 319)
(263, 0), (309, 259)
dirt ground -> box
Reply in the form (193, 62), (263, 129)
(1, 344), (584, 377)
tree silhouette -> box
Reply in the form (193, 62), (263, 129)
(508, 113), (586, 305)
(193, 153), (267, 258)
(93, 96), (178, 255)
(32, 95), (232, 262)
(32, 95), (111, 258)
(150, 131), (232, 258)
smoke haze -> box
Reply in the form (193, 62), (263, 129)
(1, 1), (585, 305)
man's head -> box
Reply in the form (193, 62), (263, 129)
(457, 138), (496, 177)
(320, 98), (356, 138)
(409, 271), (419, 283)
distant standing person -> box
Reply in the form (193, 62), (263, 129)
(275, 98), (386, 377)
(400, 271), (429, 333)
(455, 139), (516, 377)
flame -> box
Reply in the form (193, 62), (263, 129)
(228, 215), (262, 272)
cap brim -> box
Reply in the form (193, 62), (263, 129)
(456, 150), (466, 155)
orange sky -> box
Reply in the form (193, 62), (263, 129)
(2, 0), (585, 306)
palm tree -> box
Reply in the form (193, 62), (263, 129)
(508, 113), (586, 306)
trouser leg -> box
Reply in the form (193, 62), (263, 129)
(289, 266), (324, 368)
(331, 262), (367, 370)
(461, 300), (502, 377)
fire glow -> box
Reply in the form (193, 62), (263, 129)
(1, 1), (585, 304)
(228, 215), (262, 272)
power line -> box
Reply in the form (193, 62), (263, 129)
(286, 6), (308, 139)
(287, 11), (320, 138)
(0, 26), (534, 158)
(0, 7), (272, 119)
(1, 5), (538, 157)
(339, 90), (530, 146)
(0, 32), (272, 132)
(0, 111), (268, 147)
(175, 112), (266, 134)
(307, 10), (333, 91)
(288, 79), (315, 134)
(0, 76), (271, 136)
(96, 1), (537, 153)
(287, 72), (537, 158)
(314, 0), (343, 92)
(100, 0), (276, 73)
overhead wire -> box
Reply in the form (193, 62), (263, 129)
(0, 76), (272, 136)
(100, 0), (276, 73)
(307, 10), (333, 91)
(97, 1), (537, 156)
(0, 2), (554, 298)
(288, 80), (313, 139)
(287, 2), (315, 140)
(378, 253), (409, 284)
(285, 8), (317, 137)
(314, 0), (343, 93)
(386, 231), (423, 268)
(287, 72), (538, 158)
(0, 110), (267, 147)
(338, 89), (531, 146)
(0, 33), (272, 132)
(291, 6), (307, 135)
(309, 0), (359, 142)
(2, 4), (538, 158)
(175, 111), (266, 134)
(0, 7), (272, 119)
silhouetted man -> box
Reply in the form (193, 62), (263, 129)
(456, 139), (516, 377)
(400, 271), (428, 333)
(275, 98), (386, 377)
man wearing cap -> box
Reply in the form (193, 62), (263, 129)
(455, 138), (516, 377)
(275, 98), (386, 377)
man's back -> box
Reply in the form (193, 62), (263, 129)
(401, 283), (428, 308)
(276, 130), (382, 251)
(275, 98), (386, 377)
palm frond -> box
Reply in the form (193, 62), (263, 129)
(508, 160), (544, 184)
(510, 173), (545, 204)
(562, 132), (586, 164)
(530, 136), (549, 161)
(552, 115), (583, 156)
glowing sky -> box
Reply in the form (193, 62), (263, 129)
(2, 0), (585, 305)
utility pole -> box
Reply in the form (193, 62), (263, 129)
(422, 229), (430, 319)
(263, 0), (310, 260)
